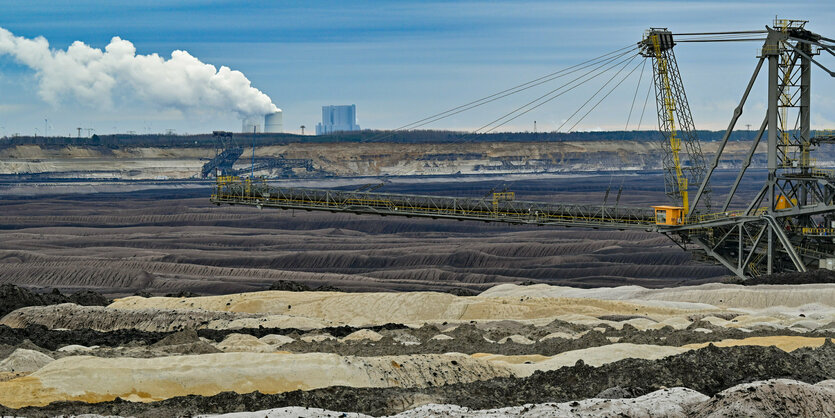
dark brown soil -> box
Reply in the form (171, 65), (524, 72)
(274, 321), (833, 357)
(742, 269), (835, 285)
(0, 284), (110, 318)
(268, 280), (343, 292)
(0, 323), (408, 351)
(1, 318), (830, 358)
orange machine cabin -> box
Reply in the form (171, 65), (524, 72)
(652, 205), (684, 226)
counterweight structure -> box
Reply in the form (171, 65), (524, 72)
(211, 19), (835, 279)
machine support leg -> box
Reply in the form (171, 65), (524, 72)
(767, 227), (773, 275)
(738, 223), (744, 270)
(767, 53), (778, 212)
(724, 116), (768, 212)
(691, 58), (764, 214)
(692, 237), (746, 279)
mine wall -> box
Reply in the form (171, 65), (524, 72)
(0, 139), (797, 180)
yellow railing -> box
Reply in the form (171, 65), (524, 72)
(211, 192), (654, 226)
(693, 207), (767, 224)
(801, 227), (835, 236)
(492, 192), (515, 215)
(810, 167), (835, 177)
(774, 18), (806, 31)
(760, 45), (780, 56)
(216, 175), (240, 185)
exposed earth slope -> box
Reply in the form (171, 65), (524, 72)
(0, 282), (833, 416)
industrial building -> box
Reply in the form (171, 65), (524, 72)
(316, 105), (360, 135)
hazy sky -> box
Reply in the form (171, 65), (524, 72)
(1, 0), (834, 137)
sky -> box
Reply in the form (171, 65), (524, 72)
(0, 0), (834, 137)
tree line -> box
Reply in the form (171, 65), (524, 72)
(0, 129), (799, 149)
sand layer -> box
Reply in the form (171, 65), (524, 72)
(3, 343), (833, 416)
(0, 352), (513, 408)
(107, 290), (719, 327)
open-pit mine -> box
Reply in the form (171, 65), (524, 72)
(3, 16), (835, 418)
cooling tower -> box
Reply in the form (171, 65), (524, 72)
(242, 116), (261, 133)
(265, 110), (283, 133)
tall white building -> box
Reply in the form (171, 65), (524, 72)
(316, 104), (360, 135)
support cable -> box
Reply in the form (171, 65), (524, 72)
(672, 30), (768, 36)
(385, 51), (638, 178)
(448, 48), (638, 133)
(474, 52), (639, 134)
(382, 51), (638, 178)
(636, 74), (653, 131)
(626, 59), (648, 130)
(676, 38), (766, 43)
(567, 58), (646, 132)
(361, 44), (638, 142)
(556, 55), (639, 132)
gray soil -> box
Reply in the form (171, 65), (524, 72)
(0, 176), (733, 297)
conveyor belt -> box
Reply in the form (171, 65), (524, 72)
(210, 178), (656, 230)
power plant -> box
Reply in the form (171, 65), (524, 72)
(212, 19), (835, 280)
(316, 105), (360, 135)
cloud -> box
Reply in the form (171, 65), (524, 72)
(0, 103), (28, 113)
(0, 27), (278, 118)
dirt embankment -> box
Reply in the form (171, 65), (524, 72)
(1, 317), (831, 358)
(0, 139), (772, 179)
(1, 342), (833, 417)
(0, 280), (834, 416)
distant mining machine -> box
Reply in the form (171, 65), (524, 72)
(201, 131), (318, 179)
(202, 131), (243, 178)
(211, 18), (835, 279)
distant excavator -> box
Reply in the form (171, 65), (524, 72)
(212, 19), (835, 279)
(201, 131), (320, 179)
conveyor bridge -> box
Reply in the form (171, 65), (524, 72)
(211, 177), (656, 230)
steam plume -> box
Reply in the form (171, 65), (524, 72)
(0, 27), (278, 117)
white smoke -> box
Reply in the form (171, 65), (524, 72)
(0, 27), (279, 117)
